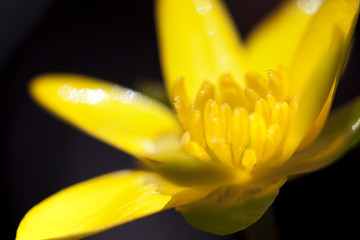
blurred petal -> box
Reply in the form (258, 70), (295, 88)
(178, 178), (286, 235)
(283, 96), (360, 175)
(29, 74), (183, 161)
(156, 0), (247, 100)
(17, 170), (211, 240)
(289, 0), (360, 96)
(246, 0), (313, 73)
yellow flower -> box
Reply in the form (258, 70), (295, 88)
(17, 0), (360, 239)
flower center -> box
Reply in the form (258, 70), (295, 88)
(173, 68), (299, 172)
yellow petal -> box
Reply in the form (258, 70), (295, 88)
(284, 32), (342, 158)
(246, 0), (314, 74)
(156, 0), (247, 101)
(16, 170), (211, 240)
(283, 0), (359, 162)
(296, 83), (334, 151)
(29, 74), (183, 161)
(283, 29), (343, 162)
(289, 0), (360, 95)
(278, 96), (360, 176)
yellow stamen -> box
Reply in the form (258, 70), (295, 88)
(219, 103), (232, 144)
(255, 98), (271, 125)
(267, 67), (287, 100)
(181, 132), (211, 161)
(263, 124), (282, 160)
(242, 148), (257, 172)
(232, 107), (250, 165)
(194, 81), (215, 110)
(245, 72), (269, 98)
(188, 110), (206, 147)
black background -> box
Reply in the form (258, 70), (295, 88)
(1, 0), (360, 239)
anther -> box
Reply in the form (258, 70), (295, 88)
(194, 81), (215, 110)
(245, 72), (269, 98)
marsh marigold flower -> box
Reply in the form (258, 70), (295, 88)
(17, 0), (360, 239)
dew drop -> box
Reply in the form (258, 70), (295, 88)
(193, 0), (212, 14)
(297, 0), (325, 15)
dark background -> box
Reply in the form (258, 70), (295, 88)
(1, 0), (359, 239)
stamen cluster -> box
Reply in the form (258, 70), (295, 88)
(173, 69), (299, 172)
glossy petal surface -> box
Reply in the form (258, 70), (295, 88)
(156, 0), (247, 100)
(16, 170), (210, 240)
(30, 74), (183, 161)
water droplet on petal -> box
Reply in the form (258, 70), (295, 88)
(297, 0), (325, 15)
(193, 0), (212, 14)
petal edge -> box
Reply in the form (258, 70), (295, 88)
(16, 170), (210, 240)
